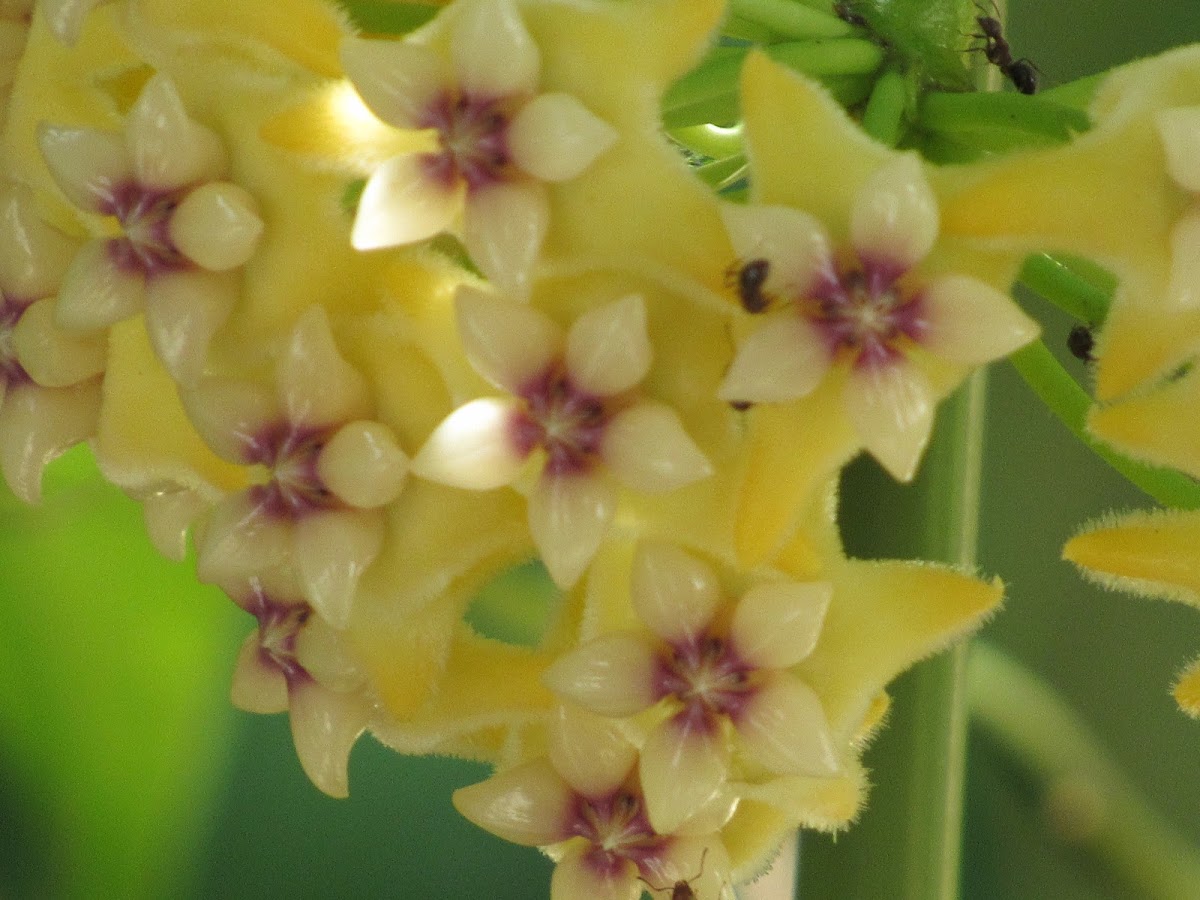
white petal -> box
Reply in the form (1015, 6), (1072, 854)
(850, 154), (938, 272)
(142, 485), (209, 562)
(410, 397), (526, 489)
(351, 153), (463, 251)
(452, 759), (574, 846)
(54, 240), (145, 331)
(0, 381), (98, 504)
(603, 402), (712, 493)
(542, 633), (659, 717)
(1166, 210), (1200, 312)
(294, 616), (364, 693)
(144, 270), (238, 386)
(277, 305), (371, 427)
(181, 378), (279, 463)
(288, 681), (370, 798)
(551, 846), (639, 900)
(41, 0), (110, 45)
(731, 581), (832, 670)
(340, 37), (448, 130)
(717, 313), (831, 404)
(12, 297), (106, 387)
(455, 285), (561, 392)
(735, 674), (840, 777)
(631, 542), (721, 645)
(1156, 105), (1200, 192)
(194, 494), (291, 586)
(548, 704), (639, 797)
(508, 93), (618, 183)
(528, 471), (616, 588)
(643, 838), (733, 900)
(293, 508), (384, 629)
(565, 294), (651, 397)
(640, 717), (728, 834)
(126, 74), (228, 190)
(230, 631), (289, 714)
(463, 180), (548, 299)
(451, 0), (539, 99)
(920, 275), (1039, 365)
(843, 358), (934, 482)
(0, 183), (80, 300)
(719, 202), (836, 299)
(169, 182), (263, 272)
(317, 420), (408, 509)
(37, 125), (131, 212)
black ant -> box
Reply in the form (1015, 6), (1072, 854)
(1067, 324), (1095, 362)
(638, 848), (711, 899)
(971, 2), (1039, 94)
(833, 1), (866, 27)
(725, 258), (771, 313)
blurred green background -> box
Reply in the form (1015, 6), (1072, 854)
(3, 2), (1200, 898)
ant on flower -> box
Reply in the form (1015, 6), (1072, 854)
(971, 1), (1039, 94)
(638, 848), (714, 900)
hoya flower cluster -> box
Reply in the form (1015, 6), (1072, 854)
(15, 0), (1200, 896)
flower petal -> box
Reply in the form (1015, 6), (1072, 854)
(850, 154), (938, 273)
(542, 632), (659, 717)
(548, 703), (639, 797)
(37, 125), (131, 213)
(462, 180), (549, 299)
(181, 377), (280, 463)
(843, 358), (934, 482)
(565, 294), (651, 397)
(277, 305), (371, 427)
(55, 240), (145, 331)
(410, 397), (526, 489)
(41, 0), (110, 45)
(735, 673), (840, 777)
(195, 494), (290, 586)
(0, 381), (99, 503)
(551, 845), (640, 900)
(920, 275), (1039, 365)
(631, 541), (721, 645)
(351, 153), (463, 251)
(640, 716), (728, 834)
(142, 485), (209, 562)
(230, 631), (289, 714)
(340, 37), (448, 130)
(1165, 210), (1200, 312)
(317, 420), (409, 509)
(144, 270), (238, 386)
(169, 182), (264, 272)
(508, 92), (618, 183)
(528, 471), (617, 588)
(603, 402), (712, 493)
(731, 580), (832, 670)
(295, 616), (365, 693)
(451, 0), (539, 99)
(287, 680), (370, 798)
(1156, 105), (1200, 192)
(12, 297), (106, 388)
(0, 183), (79, 300)
(293, 508), (384, 629)
(126, 74), (228, 190)
(452, 759), (574, 846)
(456, 285), (562, 392)
(1174, 658), (1200, 718)
(717, 312), (831, 404)
(642, 838), (733, 900)
(719, 202), (835, 298)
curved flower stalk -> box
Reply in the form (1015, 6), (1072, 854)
(544, 541), (840, 834)
(454, 704), (736, 900)
(224, 568), (374, 798)
(0, 180), (105, 503)
(37, 72), (263, 385)
(412, 287), (712, 588)
(340, 0), (618, 298)
(186, 304), (409, 629)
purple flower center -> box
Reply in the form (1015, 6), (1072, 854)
(654, 633), (757, 727)
(242, 590), (312, 686)
(419, 91), (519, 192)
(101, 181), (192, 278)
(0, 294), (31, 387)
(805, 256), (928, 368)
(242, 421), (340, 519)
(569, 789), (670, 880)
(511, 365), (611, 477)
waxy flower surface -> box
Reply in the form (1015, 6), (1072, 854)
(341, 0), (617, 297)
(38, 72), (263, 385)
(544, 541), (839, 834)
(412, 287), (712, 588)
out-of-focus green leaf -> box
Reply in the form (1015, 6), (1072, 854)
(843, 0), (975, 89)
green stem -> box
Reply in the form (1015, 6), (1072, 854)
(336, 0), (439, 34)
(727, 0), (858, 40)
(694, 155), (749, 191)
(1007, 341), (1200, 510)
(1017, 252), (1115, 326)
(919, 91), (1091, 149)
(669, 124), (744, 159)
(968, 644), (1200, 900)
(860, 68), (908, 146)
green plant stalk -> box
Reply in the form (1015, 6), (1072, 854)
(919, 91), (1092, 143)
(1017, 252), (1115, 326)
(799, 371), (986, 899)
(727, 0), (858, 40)
(860, 68), (908, 146)
(337, 0), (440, 34)
(969, 644), (1200, 900)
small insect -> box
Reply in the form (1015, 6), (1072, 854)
(1067, 324), (1095, 362)
(725, 258), (772, 313)
(729, 400), (754, 412)
(638, 849), (710, 900)
(833, 0), (867, 26)
(971, 2), (1039, 94)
